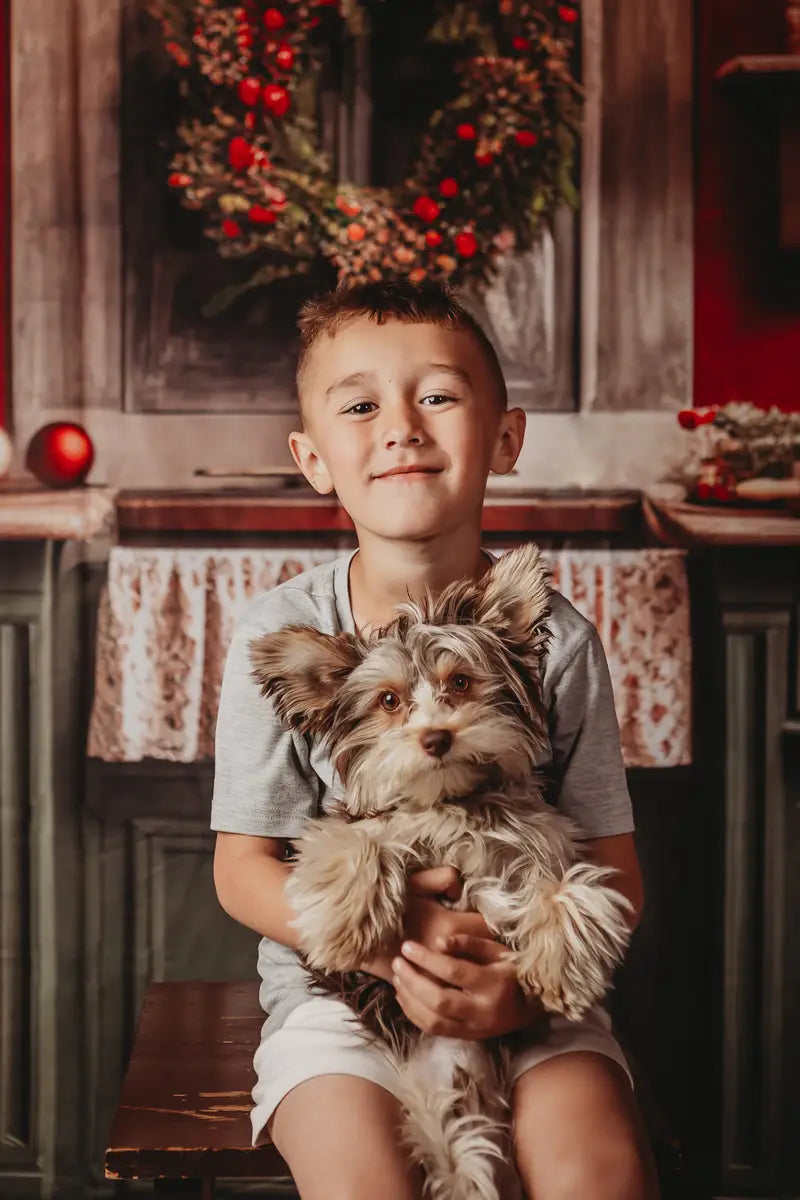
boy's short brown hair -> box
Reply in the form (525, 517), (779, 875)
(296, 279), (507, 420)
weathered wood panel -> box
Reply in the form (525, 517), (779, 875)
(588, 0), (693, 410)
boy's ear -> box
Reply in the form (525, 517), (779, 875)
(249, 627), (363, 735)
(473, 544), (550, 655)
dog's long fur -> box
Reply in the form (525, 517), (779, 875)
(250, 543), (632, 1200)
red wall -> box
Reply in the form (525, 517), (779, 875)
(695, 0), (800, 411)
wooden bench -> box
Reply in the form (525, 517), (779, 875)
(107, 981), (684, 1198)
(105, 981), (289, 1197)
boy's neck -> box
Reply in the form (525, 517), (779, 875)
(347, 529), (491, 636)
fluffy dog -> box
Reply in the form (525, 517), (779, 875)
(250, 543), (632, 1200)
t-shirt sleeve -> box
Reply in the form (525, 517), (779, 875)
(210, 600), (319, 838)
(544, 621), (634, 839)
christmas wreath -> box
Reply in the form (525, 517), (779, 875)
(154, 0), (582, 308)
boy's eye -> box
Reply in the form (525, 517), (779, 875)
(448, 674), (471, 694)
(379, 690), (401, 713)
(421, 394), (454, 406)
(344, 401), (376, 415)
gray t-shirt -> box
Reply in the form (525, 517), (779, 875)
(211, 548), (634, 1033)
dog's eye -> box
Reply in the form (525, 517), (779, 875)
(379, 691), (401, 713)
(449, 674), (471, 694)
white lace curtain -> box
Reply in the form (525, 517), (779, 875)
(87, 547), (691, 768)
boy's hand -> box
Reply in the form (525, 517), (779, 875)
(392, 933), (548, 1040)
(360, 866), (488, 982)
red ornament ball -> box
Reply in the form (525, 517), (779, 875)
(413, 195), (441, 223)
(25, 422), (94, 489)
(515, 130), (538, 148)
(238, 76), (262, 106)
(228, 136), (254, 169)
(264, 8), (285, 30)
(475, 151), (494, 167)
(456, 123), (477, 141)
(439, 177), (459, 198)
(263, 84), (291, 116)
(275, 43), (295, 70)
(455, 230), (478, 257)
(222, 218), (243, 238)
(425, 229), (443, 248)
(558, 5), (579, 22)
(249, 204), (277, 224)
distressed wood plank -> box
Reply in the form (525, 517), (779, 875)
(591, 0), (693, 411)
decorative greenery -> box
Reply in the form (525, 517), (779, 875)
(676, 403), (800, 503)
(152, 0), (582, 311)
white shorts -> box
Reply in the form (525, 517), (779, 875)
(251, 995), (632, 1146)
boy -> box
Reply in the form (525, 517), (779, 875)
(211, 280), (659, 1199)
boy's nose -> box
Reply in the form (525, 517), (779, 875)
(420, 729), (452, 758)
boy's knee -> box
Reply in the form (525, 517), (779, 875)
(526, 1139), (659, 1200)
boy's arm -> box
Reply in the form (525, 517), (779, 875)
(582, 831), (645, 931)
(213, 832), (302, 947)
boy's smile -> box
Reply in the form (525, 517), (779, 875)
(289, 315), (524, 546)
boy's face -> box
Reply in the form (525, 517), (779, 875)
(288, 316), (525, 543)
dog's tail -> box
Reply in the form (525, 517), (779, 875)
(513, 863), (632, 1021)
(397, 1039), (516, 1200)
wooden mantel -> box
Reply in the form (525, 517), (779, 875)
(115, 487), (643, 537)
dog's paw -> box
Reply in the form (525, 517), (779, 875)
(286, 819), (407, 971)
(510, 864), (632, 1021)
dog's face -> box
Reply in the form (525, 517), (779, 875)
(250, 544), (550, 817)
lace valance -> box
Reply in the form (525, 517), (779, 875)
(87, 547), (691, 768)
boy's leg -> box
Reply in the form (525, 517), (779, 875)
(511, 1051), (660, 1200)
(268, 1074), (423, 1200)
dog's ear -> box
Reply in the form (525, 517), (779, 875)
(473, 543), (550, 652)
(249, 626), (363, 735)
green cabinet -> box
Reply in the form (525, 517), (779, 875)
(0, 541), (87, 1199)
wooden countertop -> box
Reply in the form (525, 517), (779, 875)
(642, 493), (800, 546)
(3, 482), (797, 545)
(0, 480), (117, 540)
(116, 487), (643, 536)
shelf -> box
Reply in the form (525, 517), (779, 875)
(115, 487), (643, 538)
(715, 54), (800, 86)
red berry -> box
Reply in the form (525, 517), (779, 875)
(475, 151), (494, 167)
(168, 172), (191, 187)
(413, 195), (440, 223)
(244, 111), (256, 130)
(515, 130), (538, 148)
(512, 35), (531, 50)
(425, 230), (443, 248)
(249, 204), (277, 224)
(222, 218), (242, 238)
(558, 6), (579, 23)
(228, 136), (254, 169)
(263, 84), (290, 116)
(264, 8), (285, 30)
(439, 177), (459, 198)
(456, 123), (477, 140)
(455, 231), (478, 257)
(238, 76), (261, 105)
(275, 43), (295, 70)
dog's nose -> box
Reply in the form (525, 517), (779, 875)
(420, 729), (452, 758)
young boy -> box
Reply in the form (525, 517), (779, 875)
(211, 280), (659, 1200)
